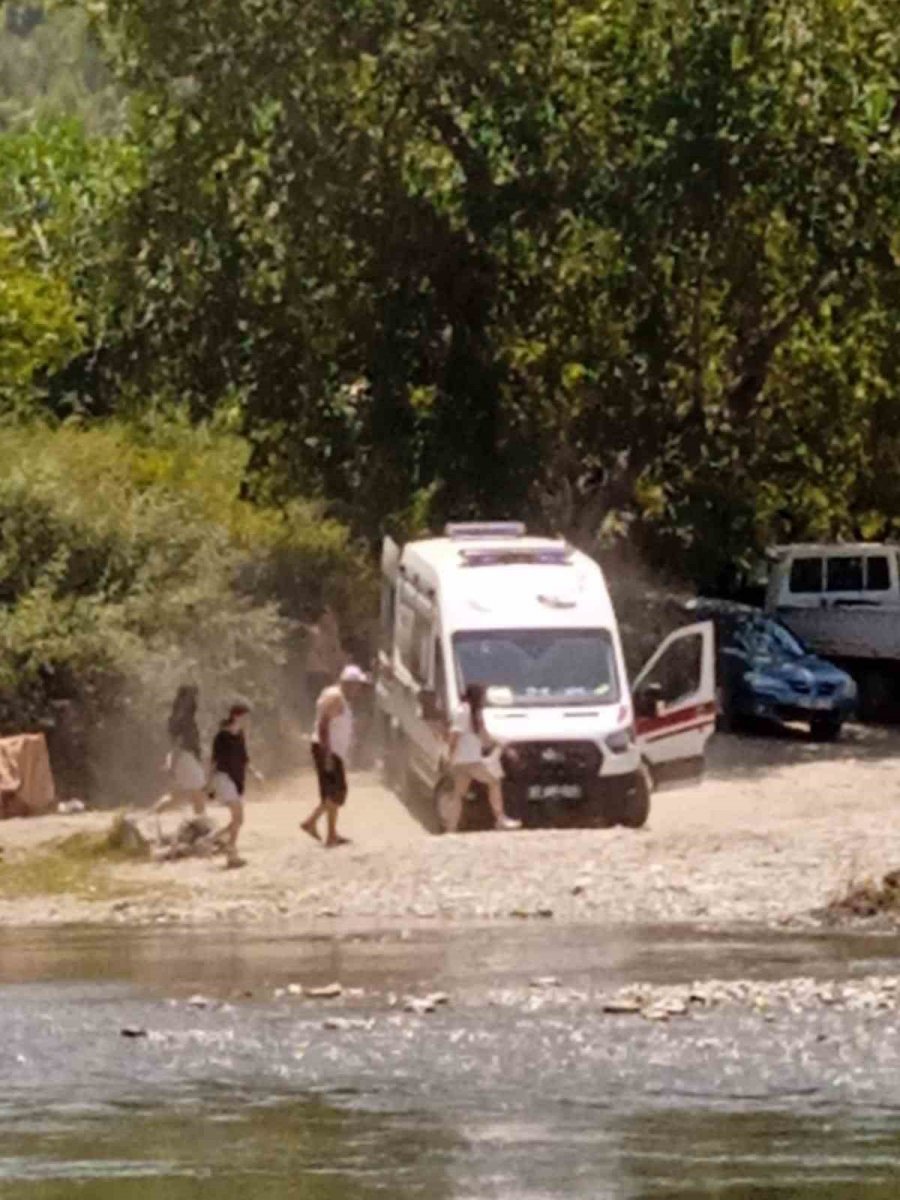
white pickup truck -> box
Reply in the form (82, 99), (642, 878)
(765, 543), (900, 715)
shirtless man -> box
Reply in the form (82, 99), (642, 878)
(301, 665), (367, 848)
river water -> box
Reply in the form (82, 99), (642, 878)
(3, 922), (900, 1198)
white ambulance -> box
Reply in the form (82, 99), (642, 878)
(375, 523), (715, 830)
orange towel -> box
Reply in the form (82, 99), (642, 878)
(0, 734), (56, 818)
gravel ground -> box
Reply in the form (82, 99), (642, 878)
(1, 726), (899, 929)
(479, 973), (900, 1023)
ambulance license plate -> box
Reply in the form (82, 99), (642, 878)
(528, 783), (583, 802)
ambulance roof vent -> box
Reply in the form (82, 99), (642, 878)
(445, 522), (527, 541)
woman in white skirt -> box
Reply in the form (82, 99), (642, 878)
(152, 686), (207, 818)
(440, 684), (521, 833)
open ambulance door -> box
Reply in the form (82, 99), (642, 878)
(632, 621), (716, 784)
(375, 536), (408, 794)
(381, 536), (401, 584)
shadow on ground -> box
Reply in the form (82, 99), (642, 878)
(704, 724), (900, 782)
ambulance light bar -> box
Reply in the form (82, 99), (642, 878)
(445, 522), (527, 540)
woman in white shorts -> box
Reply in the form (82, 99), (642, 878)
(152, 686), (206, 818)
(440, 684), (521, 833)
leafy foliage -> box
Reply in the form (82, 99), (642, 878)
(0, 420), (374, 794)
(0, 116), (141, 411)
(0, 229), (81, 410)
(76, 0), (900, 589)
(0, 4), (123, 132)
(0, 422), (277, 723)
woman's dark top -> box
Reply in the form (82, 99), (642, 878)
(169, 711), (201, 759)
(212, 728), (249, 795)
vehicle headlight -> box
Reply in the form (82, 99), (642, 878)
(606, 728), (635, 754)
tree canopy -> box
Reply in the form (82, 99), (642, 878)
(0, 5), (122, 131)
(3, 0), (900, 591)
(68, 0), (899, 587)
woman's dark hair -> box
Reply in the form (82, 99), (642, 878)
(223, 701), (251, 727)
(463, 683), (486, 737)
(167, 686), (198, 739)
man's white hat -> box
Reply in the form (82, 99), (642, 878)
(340, 664), (369, 684)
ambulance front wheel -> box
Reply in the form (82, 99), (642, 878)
(592, 767), (651, 829)
(619, 764), (652, 828)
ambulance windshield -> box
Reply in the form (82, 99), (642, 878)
(453, 628), (619, 706)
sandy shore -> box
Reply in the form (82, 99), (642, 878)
(1, 727), (899, 929)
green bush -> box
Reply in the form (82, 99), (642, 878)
(116, 412), (376, 629)
(0, 418), (375, 798)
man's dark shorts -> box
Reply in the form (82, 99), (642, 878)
(312, 742), (348, 806)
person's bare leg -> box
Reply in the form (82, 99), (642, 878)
(301, 803), (325, 840)
(151, 791), (180, 816)
(190, 789), (206, 817)
(225, 802), (244, 865)
(487, 779), (520, 830)
(151, 789), (186, 841)
(324, 801), (338, 844)
(486, 779), (504, 822)
(324, 800), (348, 847)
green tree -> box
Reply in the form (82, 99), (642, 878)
(523, 0), (900, 585)
(0, 4), (123, 132)
(0, 117), (140, 411)
(0, 418), (374, 796)
(0, 229), (81, 410)
(84, 0), (563, 529)
(86, 0), (900, 585)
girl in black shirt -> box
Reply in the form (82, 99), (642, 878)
(210, 702), (260, 867)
